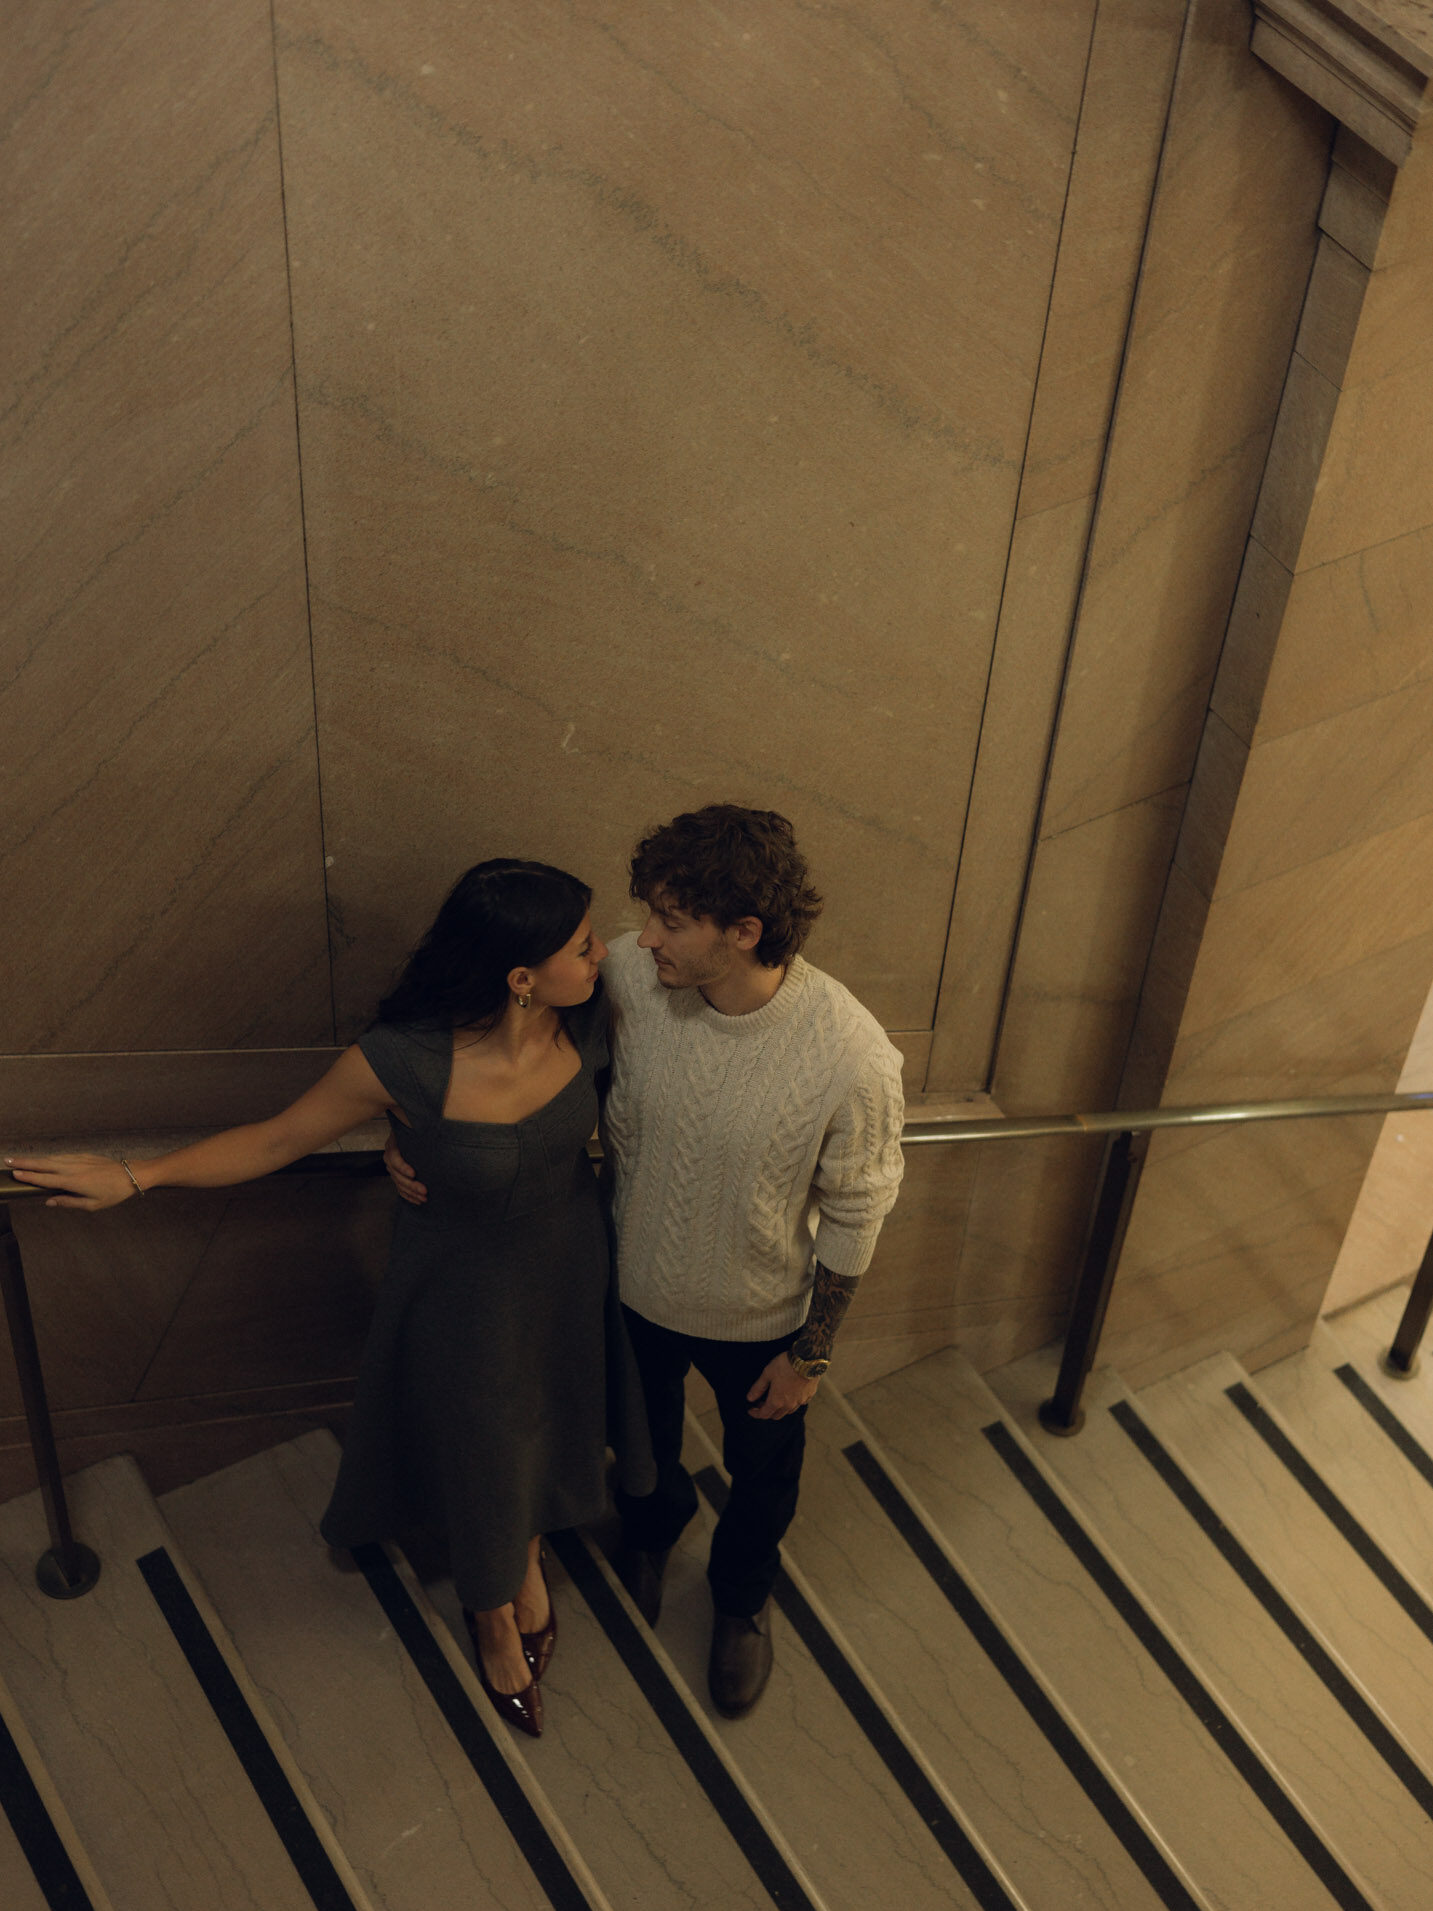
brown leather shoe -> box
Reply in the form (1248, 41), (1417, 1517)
(614, 1544), (671, 1626)
(708, 1599), (774, 1719)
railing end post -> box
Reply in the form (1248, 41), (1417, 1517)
(1037, 1396), (1085, 1437)
(1380, 1347), (1420, 1381)
(36, 1543), (100, 1600)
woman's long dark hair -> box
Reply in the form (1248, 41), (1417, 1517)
(376, 859), (592, 1032)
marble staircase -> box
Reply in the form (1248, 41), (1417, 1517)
(2, 1281), (1433, 1909)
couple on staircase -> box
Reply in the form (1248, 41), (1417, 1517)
(8, 803), (905, 1741)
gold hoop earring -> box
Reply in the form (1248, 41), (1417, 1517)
(517, 992), (531, 1010)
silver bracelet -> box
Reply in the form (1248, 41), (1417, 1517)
(117, 1157), (145, 1197)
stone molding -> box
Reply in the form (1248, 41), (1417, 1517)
(1253, 0), (1433, 161)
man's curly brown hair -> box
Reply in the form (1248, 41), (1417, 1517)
(628, 804), (823, 968)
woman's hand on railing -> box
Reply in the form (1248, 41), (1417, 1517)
(3, 1155), (141, 1211)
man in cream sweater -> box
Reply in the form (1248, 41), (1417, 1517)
(605, 804), (905, 1717)
(388, 804), (904, 1717)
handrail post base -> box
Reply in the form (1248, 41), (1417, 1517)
(1037, 1398), (1086, 1437)
(36, 1543), (100, 1600)
(1380, 1348), (1420, 1381)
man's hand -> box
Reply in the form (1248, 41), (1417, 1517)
(384, 1134), (429, 1205)
(747, 1353), (819, 1420)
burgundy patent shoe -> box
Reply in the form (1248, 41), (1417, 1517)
(518, 1548), (557, 1681)
(464, 1609), (543, 1738)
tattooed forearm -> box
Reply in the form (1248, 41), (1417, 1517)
(791, 1261), (860, 1364)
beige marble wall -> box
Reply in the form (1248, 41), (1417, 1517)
(1104, 117), (1433, 1385)
(1120, 139), (1390, 1107)
(271, 0), (1097, 1039)
(1324, 981), (1433, 1315)
(928, 0), (1189, 1093)
(3, 2), (1354, 1481)
(990, 0), (1331, 1111)
(943, 0), (1334, 1372)
(1, 0), (331, 1055)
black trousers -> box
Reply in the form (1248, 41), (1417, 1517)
(614, 1304), (806, 1617)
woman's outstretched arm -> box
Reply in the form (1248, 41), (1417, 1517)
(6, 1047), (394, 1212)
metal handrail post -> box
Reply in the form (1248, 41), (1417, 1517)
(0, 1210), (100, 1597)
(1039, 1128), (1150, 1436)
(1382, 1221), (1433, 1379)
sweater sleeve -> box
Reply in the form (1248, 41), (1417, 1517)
(809, 1035), (906, 1280)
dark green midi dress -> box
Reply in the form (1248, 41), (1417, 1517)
(320, 984), (653, 1610)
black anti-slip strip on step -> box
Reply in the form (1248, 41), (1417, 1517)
(841, 1438), (1203, 1911)
(1334, 1362), (1433, 1493)
(135, 1547), (357, 1911)
(1110, 1397), (1433, 1821)
(1225, 1381), (1433, 1649)
(547, 1527), (818, 1911)
(349, 1543), (591, 1911)
(982, 1420), (1375, 1911)
(0, 1709), (94, 1911)
(693, 1464), (1018, 1911)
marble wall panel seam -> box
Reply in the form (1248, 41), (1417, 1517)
(1002, 2), (1115, 507)
(265, 9), (337, 1046)
(1036, 776), (1190, 848)
(927, 4), (1192, 1090)
(125, 1192), (242, 1405)
(1208, 536), (1295, 743)
(926, 495), (1102, 1091)
(1252, 647), (1433, 747)
(1171, 707), (1249, 899)
(939, 0), (1101, 948)
(1110, 848), (1191, 1108)
(1173, 915), (1433, 1065)
(1293, 507), (1433, 578)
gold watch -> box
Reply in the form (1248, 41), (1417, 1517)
(787, 1351), (830, 1380)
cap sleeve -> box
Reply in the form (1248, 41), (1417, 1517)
(356, 1022), (448, 1125)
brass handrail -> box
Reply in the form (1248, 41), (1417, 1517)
(3, 1082), (1432, 1597)
(5, 1089), (1433, 1202)
(0, 1150), (387, 1202)
(903, 1089), (1433, 1144)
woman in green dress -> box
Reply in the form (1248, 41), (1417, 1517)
(8, 859), (654, 1740)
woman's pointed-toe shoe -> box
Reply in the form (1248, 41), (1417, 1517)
(464, 1610), (544, 1738)
(519, 1549), (558, 1681)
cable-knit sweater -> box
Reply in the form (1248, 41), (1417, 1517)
(600, 932), (905, 1341)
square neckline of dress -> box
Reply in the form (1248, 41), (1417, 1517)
(436, 1027), (586, 1129)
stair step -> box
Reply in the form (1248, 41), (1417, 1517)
(0, 1811), (52, 1911)
(0, 1670), (112, 1911)
(421, 1531), (808, 1910)
(652, 1414), (1017, 1911)
(848, 1357), (1380, 1911)
(985, 1341), (1433, 1910)
(774, 1391), (1178, 1909)
(1323, 1286), (1433, 1472)
(1256, 1321), (1433, 1599)
(1137, 1351), (1433, 1783)
(0, 1455), (366, 1911)
(160, 1430), (585, 1911)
